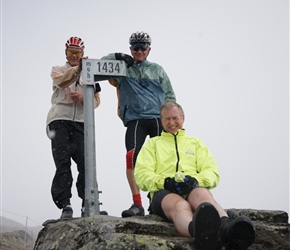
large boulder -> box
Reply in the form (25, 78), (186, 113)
(34, 209), (289, 250)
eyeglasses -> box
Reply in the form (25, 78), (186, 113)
(66, 50), (83, 57)
(131, 43), (150, 51)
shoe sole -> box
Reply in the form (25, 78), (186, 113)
(193, 202), (221, 250)
(224, 217), (255, 250)
(121, 212), (145, 218)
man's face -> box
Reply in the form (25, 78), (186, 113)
(66, 47), (83, 66)
(130, 43), (151, 62)
(161, 106), (185, 134)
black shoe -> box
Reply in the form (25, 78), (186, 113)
(121, 204), (145, 218)
(191, 202), (221, 250)
(61, 206), (73, 219)
(220, 215), (255, 250)
(100, 210), (108, 215)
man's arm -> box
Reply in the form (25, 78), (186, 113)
(194, 139), (220, 189)
(159, 67), (176, 101)
(134, 140), (165, 192)
(51, 65), (81, 89)
(108, 80), (121, 117)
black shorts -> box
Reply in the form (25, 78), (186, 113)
(125, 118), (162, 168)
(149, 190), (171, 219)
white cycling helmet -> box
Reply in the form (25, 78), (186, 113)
(129, 31), (151, 45)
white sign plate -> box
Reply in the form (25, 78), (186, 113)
(82, 59), (126, 84)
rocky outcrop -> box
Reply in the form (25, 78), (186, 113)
(33, 209), (289, 250)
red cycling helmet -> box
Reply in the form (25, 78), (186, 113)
(65, 37), (85, 50)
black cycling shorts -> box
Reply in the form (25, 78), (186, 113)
(149, 189), (171, 219)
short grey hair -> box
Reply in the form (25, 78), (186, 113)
(160, 101), (184, 117)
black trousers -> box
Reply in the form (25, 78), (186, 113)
(49, 120), (85, 209)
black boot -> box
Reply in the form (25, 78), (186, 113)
(220, 214), (255, 250)
(189, 202), (221, 250)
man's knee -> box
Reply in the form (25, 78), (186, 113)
(174, 198), (191, 211)
(189, 187), (213, 204)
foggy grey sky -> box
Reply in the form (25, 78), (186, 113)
(1, 0), (289, 227)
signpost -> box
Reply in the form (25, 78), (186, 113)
(82, 59), (126, 216)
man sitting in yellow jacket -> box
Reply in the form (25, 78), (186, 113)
(135, 101), (255, 250)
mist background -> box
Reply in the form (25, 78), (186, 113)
(1, 0), (289, 227)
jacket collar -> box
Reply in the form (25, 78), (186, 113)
(135, 59), (149, 67)
(162, 129), (185, 137)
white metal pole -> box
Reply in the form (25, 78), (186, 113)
(83, 84), (100, 216)
(82, 58), (126, 217)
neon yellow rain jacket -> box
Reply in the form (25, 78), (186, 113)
(134, 129), (220, 201)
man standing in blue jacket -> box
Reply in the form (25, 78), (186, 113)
(102, 31), (176, 217)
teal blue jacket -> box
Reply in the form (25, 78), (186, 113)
(134, 129), (220, 201)
(102, 54), (176, 126)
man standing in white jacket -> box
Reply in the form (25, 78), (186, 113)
(46, 37), (101, 219)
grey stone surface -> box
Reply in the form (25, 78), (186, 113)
(33, 209), (290, 250)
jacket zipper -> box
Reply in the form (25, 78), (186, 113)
(72, 77), (80, 121)
(174, 134), (180, 172)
